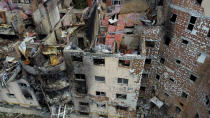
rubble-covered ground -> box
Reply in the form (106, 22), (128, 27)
(0, 112), (42, 118)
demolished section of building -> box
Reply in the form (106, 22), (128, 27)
(0, 0), (209, 118)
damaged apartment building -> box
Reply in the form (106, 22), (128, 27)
(0, 0), (209, 118)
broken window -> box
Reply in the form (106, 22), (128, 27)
(18, 83), (28, 88)
(158, 0), (164, 6)
(160, 57), (165, 64)
(176, 59), (181, 64)
(208, 30), (210, 37)
(79, 102), (89, 106)
(142, 73), (148, 79)
(7, 93), (16, 98)
(181, 91), (188, 98)
(22, 90), (33, 100)
(151, 86), (156, 94)
(156, 74), (160, 80)
(79, 112), (89, 116)
(75, 80), (87, 94)
(196, 0), (202, 5)
(170, 14), (177, 23)
(169, 78), (175, 82)
(205, 95), (209, 105)
(75, 74), (87, 94)
(180, 102), (184, 107)
(75, 74), (86, 81)
(78, 37), (85, 50)
(190, 74), (197, 82)
(145, 41), (155, 47)
(195, 113), (199, 118)
(96, 91), (106, 97)
(99, 115), (108, 118)
(13, 0), (31, 3)
(175, 106), (182, 113)
(164, 35), (171, 46)
(164, 93), (169, 97)
(116, 105), (128, 111)
(140, 86), (146, 91)
(93, 59), (105, 65)
(187, 16), (197, 31)
(97, 103), (106, 108)
(72, 56), (83, 62)
(119, 60), (130, 67)
(95, 76), (105, 82)
(145, 59), (152, 64)
(116, 94), (127, 99)
(182, 39), (189, 45)
(117, 78), (128, 84)
(112, 0), (121, 5)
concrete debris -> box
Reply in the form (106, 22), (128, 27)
(150, 96), (164, 108)
(120, 0), (149, 14)
(0, 0), (209, 118)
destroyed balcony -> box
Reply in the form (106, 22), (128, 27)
(78, 105), (90, 112)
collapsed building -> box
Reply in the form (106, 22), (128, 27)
(0, 0), (209, 118)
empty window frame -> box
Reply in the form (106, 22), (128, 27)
(97, 103), (106, 108)
(79, 102), (89, 106)
(169, 78), (175, 82)
(179, 102), (184, 107)
(164, 35), (171, 46)
(156, 74), (160, 80)
(145, 58), (152, 64)
(116, 105), (128, 111)
(119, 60), (130, 67)
(175, 106), (182, 113)
(145, 41), (155, 47)
(78, 37), (85, 50)
(112, 0), (121, 5)
(79, 112), (89, 116)
(102, 0), (106, 3)
(160, 57), (165, 64)
(176, 59), (181, 64)
(205, 95), (209, 105)
(72, 56), (83, 62)
(99, 115), (108, 118)
(170, 14), (177, 23)
(196, 0), (202, 5)
(18, 83), (28, 88)
(75, 74), (86, 81)
(95, 76), (105, 82)
(142, 73), (148, 78)
(7, 93), (16, 98)
(187, 16), (197, 31)
(182, 39), (189, 45)
(116, 94), (127, 99)
(22, 89), (33, 100)
(140, 86), (146, 91)
(158, 0), (164, 6)
(195, 113), (200, 118)
(117, 78), (128, 84)
(164, 93), (169, 97)
(190, 74), (197, 82)
(207, 30), (210, 38)
(93, 59), (105, 65)
(152, 86), (156, 94)
(181, 91), (188, 98)
(96, 91), (106, 97)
